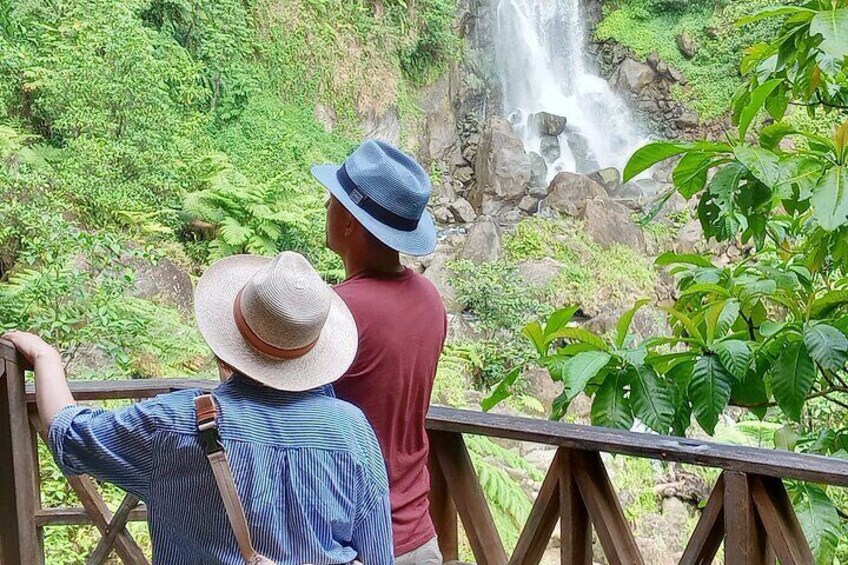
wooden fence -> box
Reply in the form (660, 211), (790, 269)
(3, 339), (848, 564)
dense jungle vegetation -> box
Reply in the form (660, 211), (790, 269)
(2, 0), (848, 561)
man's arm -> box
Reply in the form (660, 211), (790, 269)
(2, 331), (75, 430)
(351, 492), (395, 564)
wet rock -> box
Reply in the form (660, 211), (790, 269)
(470, 116), (531, 215)
(545, 172), (608, 217)
(588, 167), (621, 193)
(518, 195), (540, 213)
(583, 198), (646, 252)
(677, 31), (698, 59)
(540, 134), (561, 163)
(563, 128), (600, 174)
(529, 151), (548, 188)
(449, 198), (477, 224)
(530, 111), (568, 136)
(611, 58), (657, 93)
(460, 217), (503, 264)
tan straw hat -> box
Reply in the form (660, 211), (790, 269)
(195, 252), (358, 391)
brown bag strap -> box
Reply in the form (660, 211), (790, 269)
(195, 394), (268, 564)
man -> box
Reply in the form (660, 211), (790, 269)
(3, 252), (393, 564)
(313, 140), (447, 563)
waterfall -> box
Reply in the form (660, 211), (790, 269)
(494, 0), (648, 180)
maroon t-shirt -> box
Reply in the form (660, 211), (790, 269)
(334, 268), (447, 555)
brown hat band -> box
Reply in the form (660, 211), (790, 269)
(233, 288), (319, 360)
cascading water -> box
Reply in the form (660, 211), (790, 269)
(494, 0), (647, 180)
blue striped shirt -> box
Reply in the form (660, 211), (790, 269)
(47, 376), (394, 564)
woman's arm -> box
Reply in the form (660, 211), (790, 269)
(2, 331), (75, 429)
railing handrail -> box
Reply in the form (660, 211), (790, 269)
(12, 373), (848, 488)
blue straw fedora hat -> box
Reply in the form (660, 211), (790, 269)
(311, 140), (437, 256)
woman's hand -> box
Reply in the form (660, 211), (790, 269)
(1, 330), (61, 364)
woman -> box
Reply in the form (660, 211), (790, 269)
(4, 251), (394, 564)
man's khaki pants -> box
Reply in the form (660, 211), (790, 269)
(395, 537), (442, 565)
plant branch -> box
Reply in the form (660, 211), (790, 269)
(788, 93), (848, 110)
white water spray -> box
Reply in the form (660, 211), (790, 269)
(494, 0), (647, 179)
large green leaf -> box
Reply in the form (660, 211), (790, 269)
(559, 351), (612, 401)
(543, 306), (580, 339)
(810, 290), (848, 318)
(689, 355), (733, 435)
(714, 339), (752, 379)
(775, 156), (823, 201)
(591, 370), (633, 430)
(482, 367), (521, 412)
(654, 252), (714, 268)
(803, 322), (848, 372)
(523, 321), (546, 357)
(731, 371), (768, 419)
(810, 8), (848, 61)
(734, 146), (783, 187)
(759, 122), (796, 151)
(737, 6), (815, 26)
(810, 166), (848, 231)
(673, 152), (714, 198)
(615, 299), (650, 349)
(736, 79), (782, 139)
(772, 341), (816, 422)
(623, 142), (694, 183)
(629, 366), (675, 433)
(793, 484), (841, 564)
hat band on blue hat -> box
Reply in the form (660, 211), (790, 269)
(336, 165), (419, 232)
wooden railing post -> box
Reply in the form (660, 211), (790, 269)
(0, 345), (44, 564)
(427, 436), (458, 561)
(0, 357), (22, 564)
(725, 472), (770, 565)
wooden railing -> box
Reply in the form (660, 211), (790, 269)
(3, 340), (848, 564)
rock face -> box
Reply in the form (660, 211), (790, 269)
(418, 74), (460, 165)
(461, 217), (503, 264)
(530, 111), (567, 136)
(545, 172), (608, 216)
(564, 128), (600, 173)
(518, 257), (564, 289)
(528, 151), (548, 188)
(583, 198), (646, 252)
(597, 43), (700, 139)
(589, 167), (622, 193)
(611, 58), (656, 92)
(449, 198), (477, 224)
(359, 106), (401, 146)
(540, 135), (561, 163)
(470, 116), (531, 215)
(423, 251), (461, 313)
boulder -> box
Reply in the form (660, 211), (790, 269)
(359, 106), (401, 146)
(433, 206), (453, 224)
(460, 218), (503, 264)
(423, 252), (462, 313)
(676, 31), (698, 59)
(583, 198), (646, 252)
(675, 110), (700, 129)
(449, 198), (477, 224)
(65, 344), (119, 379)
(470, 116), (531, 215)
(528, 151), (548, 188)
(588, 167), (621, 193)
(453, 165), (474, 184)
(127, 256), (194, 315)
(518, 257), (564, 289)
(611, 58), (656, 94)
(530, 111), (567, 136)
(518, 195), (540, 214)
(545, 172), (608, 217)
(563, 128), (600, 174)
(540, 134), (561, 163)
(676, 218), (705, 254)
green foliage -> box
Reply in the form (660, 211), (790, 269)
(449, 259), (541, 330)
(397, 0), (462, 85)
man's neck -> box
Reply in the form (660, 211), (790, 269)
(343, 250), (404, 279)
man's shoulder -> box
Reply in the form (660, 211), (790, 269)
(335, 269), (444, 307)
